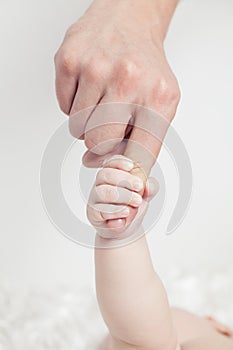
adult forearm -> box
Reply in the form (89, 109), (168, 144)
(151, 0), (180, 41)
(95, 234), (177, 349)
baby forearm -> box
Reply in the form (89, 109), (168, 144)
(90, 156), (178, 348)
(95, 233), (177, 349)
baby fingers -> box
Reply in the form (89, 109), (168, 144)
(92, 184), (142, 207)
(96, 167), (144, 192)
(90, 203), (130, 223)
(144, 177), (160, 200)
(102, 155), (134, 171)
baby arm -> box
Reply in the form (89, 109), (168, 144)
(87, 156), (179, 350)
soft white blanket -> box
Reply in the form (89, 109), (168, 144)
(0, 270), (232, 350)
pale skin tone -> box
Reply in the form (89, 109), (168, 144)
(55, 1), (232, 348)
(54, 0), (181, 243)
(54, 0), (180, 172)
(87, 156), (233, 350)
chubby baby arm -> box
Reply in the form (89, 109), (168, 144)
(87, 156), (179, 350)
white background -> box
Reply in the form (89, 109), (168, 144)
(0, 0), (232, 292)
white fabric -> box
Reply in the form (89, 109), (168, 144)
(0, 270), (232, 350)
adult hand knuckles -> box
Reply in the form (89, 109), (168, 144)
(83, 59), (111, 83)
(119, 59), (142, 80)
(114, 59), (143, 96)
(151, 76), (180, 106)
(56, 48), (80, 76)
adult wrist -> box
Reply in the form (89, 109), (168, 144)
(86, 0), (179, 44)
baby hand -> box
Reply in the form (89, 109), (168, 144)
(87, 155), (159, 239)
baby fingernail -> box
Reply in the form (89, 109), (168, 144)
(133, 180), (143, 191)
(132, 193), (142, 206)
(122, 207), (130, 216)
(122, 161), (134, 171)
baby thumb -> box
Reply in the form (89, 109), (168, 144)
(144, 177), (159, 201)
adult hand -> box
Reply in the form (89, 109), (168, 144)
(54, 0), (180, 178)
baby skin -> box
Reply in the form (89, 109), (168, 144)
(87, 155), (233, 350)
